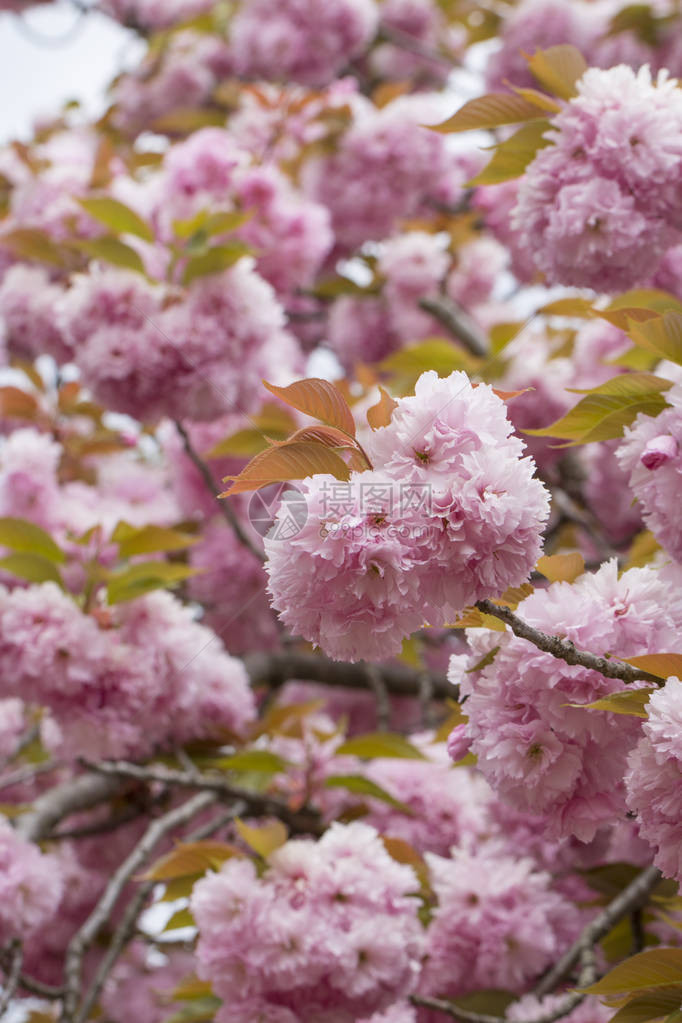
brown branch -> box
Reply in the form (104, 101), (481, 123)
(0, 759), (59, 792)
(0, 941), (23, 1019)
(75, 800), (245, 1023)
(173, 419), (265, 563)
(419, 296), (489, 359)
(81, 759), (325, 837)
(475, 600), (664, 686)
(60, 790), (217, 1023)
(16, 773), (127, 843)
(243, 650), (454, 700)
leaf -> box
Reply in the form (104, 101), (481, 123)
(539, 297), (596, 318)
(0, 227), (66, 266)
(382, 836), (430, 891)
(466, 645), (501, 673)
(0, 517), (66, 562)
(161, 995), (221, 1023)
(0, 553), (64, 587)
(263, 378), (356, 437)
(608, 989), (682, 1023)
(173, 209), (251, 240)
(525, 44), (588, 99)
(213, 750), (291, 774)
(235, 818), (288, 858)
(626, 311), (682, 366)
(288, 425), (357, 448)
(468, 120), (552, 185)
(71, 236), (146, 275)
(78, 197), (154, 241)
(567, 688), (655, 718)
(142, 841), (242, 881)
(106, 562), (199, 604)
(448, 607), (507, 631)
(204, 403), (297, 458)
(324, 774), (414, 813)
(493, 582), (534, 608)
(622, 654), (682, 682)
(221, 440), (351, 496)
(583, 948), (682, 995)
(380, 338), (479, 380)
(335, 732), (427, 760)
(0, 385), (39, 419)
(430, 92), (550, 133)
(626, 531), (661, 570)
(172, 976), (214, 1001)
(163, 906), (196, 931)
(112, 522), (199, 558)
(525, 373), (672, 445)
(509, 86), (562, 113)
(367, 387), (398, 430)
(181, 242), (251, 285)
(536, 552), (585, 583)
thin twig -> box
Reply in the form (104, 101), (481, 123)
(75, 800), (245, 1023)
(533, 863), (662, 998)
(244, 650), (454, 700)
(81, 760), (324, 837)
(16, 773), (127, 843)
(475, 600), (664, 686)
(0, 941), (23, 1019)
(174, 420), (265, 563)
(419, 296), (489, 359)
(60, 790), (217, 1023)
(0, 759), (59, 792)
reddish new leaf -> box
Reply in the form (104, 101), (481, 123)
(264, 378), (356, 437)
(367, 387), (398, 430)
(221, 440), (351, 496)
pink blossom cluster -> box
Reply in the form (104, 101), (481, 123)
(191, 821), (424, 1022)
(626, 676), (682, 880)
(0, 817), (63, 945)
(617, 381), (682, 560)
(448, 561), (682, 841)
(228, 0), (379, 87)
(419, 847), (580, 998)
(512, 65), (682, 291)
(0, 583), (255, 759)
(266, 371), (549, 662)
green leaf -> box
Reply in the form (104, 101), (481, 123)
(525, 373), (672, 445)
(112, 522), (199, 558)
(0, 553), (64, 587)
(468, 120), (552, 185)
(539, 297), (596, 318)
(608, 990), (682, 1023)
(466, 645), (500, 673)
(106, 562), (199, 604)
(380, 338), (479, 380)
(0, 227), (66, 266)
(162, 995), (221, 1023)
(181, 242), (251, 285)
(431, 92), (551, 133)
(71, 236), (146, 275)
(626, 311), (682, 366)
(173, 209), (252, 241)
(622, 654), (682, 682)
(526, 44), (588, 99)
(0, 517), (65, 562)
(78, 197), (154, 241)
(324, 774), (415, 813)
(163, 906), (196, 931)
(335, 732), (428, 760)
(584, 949), (682, 995)
(567, 688), (655, 718)
(212, 750), (291, 774)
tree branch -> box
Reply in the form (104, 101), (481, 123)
(60, 790), (217, 1023)
(243, 650), (454, 700)
(173, 420), (265, 563)
(81, 760), (325, 837)
(475, 600), (664, 686)
(74, 800), (245, 1023)
(16, 773), (127, 843)
(419, 296), (489, 359)
(0, 941), (23, 1020)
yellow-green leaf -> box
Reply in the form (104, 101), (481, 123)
(221, 440), (351, 496)
(0, 517), (65, 562)
(0, 553), (64, 587)
(567, 688), (655, 718)
(212, 750), (290, 774)
(264, 378), (356, 437)
(626, 311), (682, 366)
(539, 297), (596, 318)
(526, 44), (588, 99)
(431, 92), (550, 133)
(181, 242), (251, 285)
(380, 338), (479, 381)
(583, 949), (682, 995)
(112, 522), (199, 558)
(106, 562), (199, 604)
(0, 227), (66, 266)
(163, 906), (196, 932)
(78, 197), (154, 242)
(71, 236), (146, 275)
(536, 552), (585, 583)
(608, 992), (682, 1023)
(335, 732), (427, 760)
(235, 818), (288, 858)
(468, 120), (552, 185)
(142, 841), (242, 881)
(324, 774), (414, 813)
(172, 976), (213, 1001)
